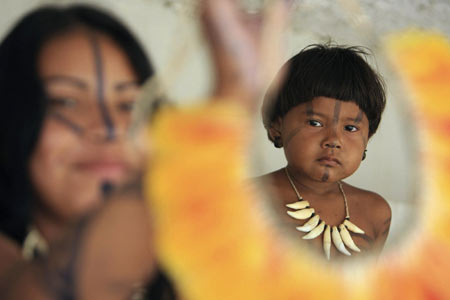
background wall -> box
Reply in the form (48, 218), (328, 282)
(2, 0), (449, 251)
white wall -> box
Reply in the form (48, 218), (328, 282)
(2, 0), (446, 251)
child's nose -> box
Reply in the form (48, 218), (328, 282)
(321, 128), (342, 149)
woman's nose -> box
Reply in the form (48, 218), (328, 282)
(85, 123), (116, 142)
(83, 108), (120, 142)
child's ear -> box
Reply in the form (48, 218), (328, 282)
(268, 118), (283, 148)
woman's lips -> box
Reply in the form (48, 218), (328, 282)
(317, 156), (341, 167)
(75, 161), (129, 180)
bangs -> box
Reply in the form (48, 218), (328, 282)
(264, 44), (385, 138)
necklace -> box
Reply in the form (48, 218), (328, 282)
(284, 167), (365, 260)
(22, 227), (48, 260)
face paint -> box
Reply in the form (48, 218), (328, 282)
(50, 112), (84, 136)
(89, 35), (116, 141)
(284, 102), (314, 148)
(101, 181), (114, 198)
(332, 100), (342, 125)
(306, 101), (314, 117)
(359, 234), (374, 245)
(354, 110), (364, 124)
(284, 126), (302, 148)
(321, 170), (329, 182)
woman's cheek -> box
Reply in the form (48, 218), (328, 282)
(29, 119), (83, 217)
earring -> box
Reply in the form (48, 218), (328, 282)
(274, 136), (283, 148)
(362, 149), (367, 161)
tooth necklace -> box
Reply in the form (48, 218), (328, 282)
(284, 167), (365, 260)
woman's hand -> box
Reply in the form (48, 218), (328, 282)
(201, 0), (291, 111)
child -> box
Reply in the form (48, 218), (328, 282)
(259, 44), (391, 260)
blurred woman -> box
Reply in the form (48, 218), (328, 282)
(0, 0), (288, 299)
(0, 4), (174, 299)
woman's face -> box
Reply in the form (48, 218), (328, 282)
(30, 29), (144, 223)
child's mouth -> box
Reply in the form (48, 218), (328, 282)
(317, 156), (341, 166)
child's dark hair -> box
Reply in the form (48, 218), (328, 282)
(262, 43), (386, 144)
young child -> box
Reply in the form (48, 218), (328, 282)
(259, 44), (391, 260)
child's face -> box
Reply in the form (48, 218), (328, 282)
(272, 96), (369, 183)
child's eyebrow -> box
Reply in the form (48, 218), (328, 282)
(306, 102), (314, 116)
(304, 111), (328, 118)
(305, 112), (364, 123)
(344, 117), (361, 122)
(354, 110), (364, 123)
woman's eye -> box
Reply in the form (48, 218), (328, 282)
(345, 125), (358, 132)
(117, 100), (136, 112)
(48, 97), (77, 108)
(308, 120), (322, 127)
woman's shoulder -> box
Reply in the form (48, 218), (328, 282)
(0, 232), (22, 280)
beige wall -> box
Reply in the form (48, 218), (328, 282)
(2, 0), (447, 251)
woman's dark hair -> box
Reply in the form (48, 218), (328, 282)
(262, 43), (386, 143)
(0, 4), (154, 244)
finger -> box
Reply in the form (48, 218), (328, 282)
(201, 0), (260, 101)
(201, 0), (253, 55)
(242, 12), (263, 34)
(260, 0), (293, 88)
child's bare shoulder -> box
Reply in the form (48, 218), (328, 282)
(248, 169), (289, 205)
(343, 182), (391, 227)
(249, 169), (284, 188)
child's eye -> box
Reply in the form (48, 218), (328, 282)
(345, 125), (358, 132)
(48, 97), (77, 108)
(308, 120), (322, 127)
(117, 100), (136, 112)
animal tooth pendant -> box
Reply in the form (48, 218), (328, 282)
(286, 208), (315, 220)
(323, 225), (331, 260)
(296, 214), (320, 232)
(332, 226), (351, 256)
(284, 168), (365, 260)
(339, 224), (361, 252)
(302, 220), (325, 240)
(343, 219), (365, 234)
(286, 200), (310, 210)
